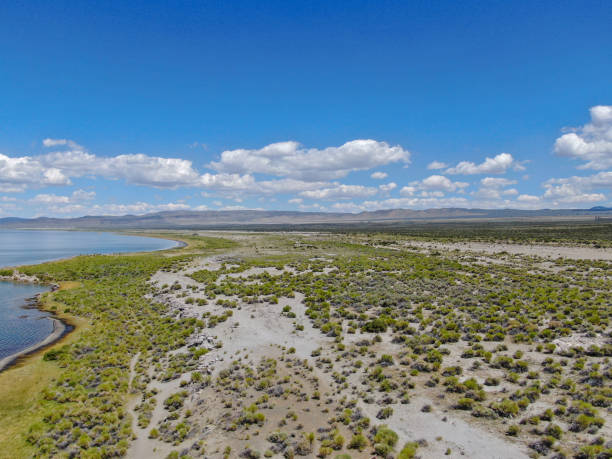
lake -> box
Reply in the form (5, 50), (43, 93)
(0, 231), (178, 361)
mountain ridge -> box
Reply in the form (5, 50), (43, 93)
(1, 207), (612, 229)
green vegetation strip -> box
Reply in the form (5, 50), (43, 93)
(0, 236), (236, 458)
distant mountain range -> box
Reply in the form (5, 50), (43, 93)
(1, 207), (611, 230)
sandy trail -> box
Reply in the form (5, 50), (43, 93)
(127, 351), (184, 459)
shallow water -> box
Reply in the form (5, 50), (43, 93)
(0, 230), (178, 360)
(0, 282), (51, 359)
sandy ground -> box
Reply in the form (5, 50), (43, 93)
(401, 240), (612, 260)
(126, 251), (533, 459)
(358, 395), (528, 459)
(128, 371), (185, 458)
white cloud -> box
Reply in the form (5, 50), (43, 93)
(209, 139), (410, 181)
(27, 197), (191, 216)
(541, 171), (610, 204)
(400, 186), (416, 196)
(480, 177), (517, 188)
(0, 153), (71, 192)
(42, 150), (202, 188)
(72, 189), (96, 201)
(335, 196), (473, 212)
(378, 182), (397, 193)
(254, 178), (327, 195)
(517, 194), (540, 203)
(31, 194), (70, 204)
(445, 153), (523, 175)
(370, 171), (388, 179)
(420, 175), (469, 192)
(219, 205), (265, 211)
(542, 184), (604, 203)
(199, 172), (256, 191)
(300, 184), (378, 200)
(30, 189), (96, 205)
(94, 202), (190, 215)
(427, 160), (448, 170)
(420, 190), (445, 198)
(42, 138), (83, 149)
(554, 105), (612, 170)
(1, 140), (205, 192)
(3, 138), (412, 198)
(472, 177), (519, 200)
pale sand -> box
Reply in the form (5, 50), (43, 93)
(402, 240), (612, 260)
(127, 252), (529, 459)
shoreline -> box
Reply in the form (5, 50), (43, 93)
(0, 316), (70, 372)
(0, 231), (180, 271)
(0, 231), (184, 374)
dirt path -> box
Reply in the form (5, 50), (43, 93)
(127, 349), (183, 459)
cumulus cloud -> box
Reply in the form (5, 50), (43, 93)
(1, 140), (204, 192)
(427, 160), (448, 170)
(300, 184), (378, 200)
(1, 138), (412, 199)
(41, 147), (202, 188)
(541, 171), (610, 204)
(0, 153), (71, 191)
(331, 196), (473, 213)
(85, 202), (191, 215)
(542, 184), (604, 203)
(472, 177), (519, 199)
(378, 182), (397, 193)
(445, 153), (523, 175)
(420, 175), (469, 192)
(554, 105), (612, 170)
(30, 189), (96, 206)
(370, 171), (388, 179)
(517, 194), (540, 203)
(42, 138), (83, 149)
(41, 201), (190, 216)
(209, 139), (410, 181)
(480, 177), (517, 188)
(400, 186), (416, 196)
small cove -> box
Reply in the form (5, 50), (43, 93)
(0, 230), (177, 364)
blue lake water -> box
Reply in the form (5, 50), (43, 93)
(0, 231), (178, 360)
(0, 282), (52, 359)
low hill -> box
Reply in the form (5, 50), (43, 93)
(2, 207), (612, 229)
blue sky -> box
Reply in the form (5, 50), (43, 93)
(1, 0), (611, 217)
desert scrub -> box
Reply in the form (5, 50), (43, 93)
(398, 441), (419, 459)
(11, 236), (233, 456)
(239, 404), (266, 426)
(372, 425), (398, 456)
(14, 231), (612, 456)
(164, 391), (188, 411)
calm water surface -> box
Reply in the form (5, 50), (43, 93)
(0, 231), (178, 360)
